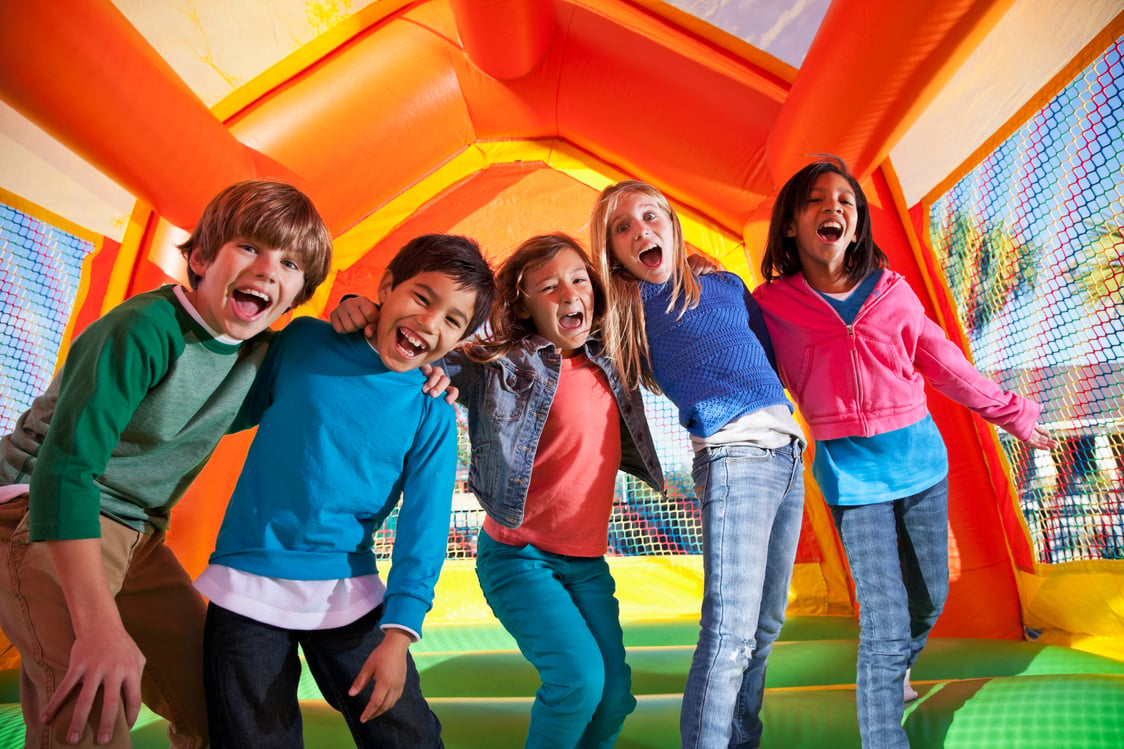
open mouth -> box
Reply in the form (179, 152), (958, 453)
(639, 245), (663, 269)
(396, 326), (429, 358)
(231, 287), (272, 319)
(817, 221), (844, 242)
(559, 311), (585, 332)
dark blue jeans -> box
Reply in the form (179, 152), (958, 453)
(203, 603), (443, 748)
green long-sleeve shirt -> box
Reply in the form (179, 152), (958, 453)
(0, 285), (271, 539)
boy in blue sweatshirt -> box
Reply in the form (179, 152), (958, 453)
(194, 234), (495, 748)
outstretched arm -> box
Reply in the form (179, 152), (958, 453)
(1023, 423), (1057, 451)
(42, 539), (146, 745)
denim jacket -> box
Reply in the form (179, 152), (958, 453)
(443, 335), (665, 529)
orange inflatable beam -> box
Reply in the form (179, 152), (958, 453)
(450, 0), (556, 80)
(767, 0), (1017, 184)
(0, 0), (291, 229)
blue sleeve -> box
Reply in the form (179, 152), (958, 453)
(380, 401), (457, 636)
(744, 282), (780, 373)
(230, 325), (289, 431)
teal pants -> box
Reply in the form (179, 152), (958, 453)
(475, 530), (635, 749)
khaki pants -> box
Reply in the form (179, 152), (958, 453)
(0, 496), (208, 748)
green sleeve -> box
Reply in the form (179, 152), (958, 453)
(29, 300), (182, 540)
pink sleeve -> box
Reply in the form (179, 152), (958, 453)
(909, 297), (1041, 441)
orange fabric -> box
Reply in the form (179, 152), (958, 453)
(767, 0), (1017, 184)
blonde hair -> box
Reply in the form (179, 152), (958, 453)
(466, 233), (605, 363)
(589, 180), (700, 391)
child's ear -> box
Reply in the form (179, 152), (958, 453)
(188, 250), (211, 279)
(377, 271), (395, 304)
(783, 222), (796, 238)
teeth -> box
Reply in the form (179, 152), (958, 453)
(819, 221), (842, 230)
(238, 287), (271, 302)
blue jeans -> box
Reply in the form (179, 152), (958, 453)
(680, 441), (805, 749)
(203, 603), (442, 748)
(830, 477), (950, 749)
(476, 531), (636, 749)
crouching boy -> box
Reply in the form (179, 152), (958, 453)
(0, 180), (333, 748)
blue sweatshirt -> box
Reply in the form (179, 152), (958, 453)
(209, 317), (457, 635)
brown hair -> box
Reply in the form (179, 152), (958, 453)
(467, 233), (604, 361)
(178, 180), (333, 307)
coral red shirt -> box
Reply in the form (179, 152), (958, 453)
(484, 354), (621, 556)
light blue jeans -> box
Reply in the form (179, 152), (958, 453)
(475, 530), (635, 749)
(680, 441), (805, 749)
(829, 477), (950, 749)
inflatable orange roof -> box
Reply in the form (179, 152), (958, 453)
(1, 0), (1122, 659)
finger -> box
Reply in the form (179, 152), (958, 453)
(361, 683), (392, 723)
(65, 682), (100, 745)
(349, 666), (372, 698)
(444, 386), (460, 405)
(41, 670), (81, 725)
(96, 685), (123, 745)
(364, 323), (378, 340)
(123, 675), (143, 728)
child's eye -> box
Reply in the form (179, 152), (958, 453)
(643, 212), (656, 221)
(540, 284), (556, 293)
(414, 293), (430, 306)
(614, 222), (629, 233)
(281, 259), (301, 271)
(239, 243), (259, 253)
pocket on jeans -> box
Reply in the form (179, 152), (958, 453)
(0, 495), (30, 545)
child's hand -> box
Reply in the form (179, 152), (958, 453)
(1025, 423), (1057, 451)
(420, 364), (459, 404)
(350, 628), (411, 722)
(330, 294), (379, 339)
(42, 626), (146, 744)
(687, 252), (723, 275)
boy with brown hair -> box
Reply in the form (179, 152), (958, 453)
(0, 180), (333, 748)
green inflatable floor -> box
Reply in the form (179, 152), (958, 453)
(3, 616), (1123, 748)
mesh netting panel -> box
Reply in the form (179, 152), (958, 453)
(929, 36), (1124, 564)
(0, 204), (93, 436)
(375, 391), (703, 561)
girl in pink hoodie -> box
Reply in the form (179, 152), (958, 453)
(754, 156), (1054, 749)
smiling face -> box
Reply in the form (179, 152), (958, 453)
(374, 270), (478, 372)
(785, 171), (859, 278)
(187, 239), (307, 340)
(607, 191), (676, 284)
(519, 247), (597, 357)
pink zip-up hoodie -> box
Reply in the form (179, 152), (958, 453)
(752, 270), (1040, 442)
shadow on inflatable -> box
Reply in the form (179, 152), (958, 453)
(3, 615), (1121, 748)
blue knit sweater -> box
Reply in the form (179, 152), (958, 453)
(641, 272), (791, 438)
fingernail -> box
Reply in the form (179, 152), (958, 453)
(68, 732), (80, 744)
(99, 733), (111, 744)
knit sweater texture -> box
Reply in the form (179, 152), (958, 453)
(640, 272), (791, 438)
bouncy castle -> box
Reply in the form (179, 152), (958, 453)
(1, 1), (1122, 746)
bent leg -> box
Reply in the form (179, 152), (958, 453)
(832, 501), (911, 749)
(116, 527), (209, 749)
(0, 500), (135, 748)
(476, 532), (607, 749)
(203, 604), (304, 749)
(303, 606), (443, 749)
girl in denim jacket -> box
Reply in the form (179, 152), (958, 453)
(754, 156), (1054, 749)
(333, 233), (663, 749)
(590, 182), (807, 749)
